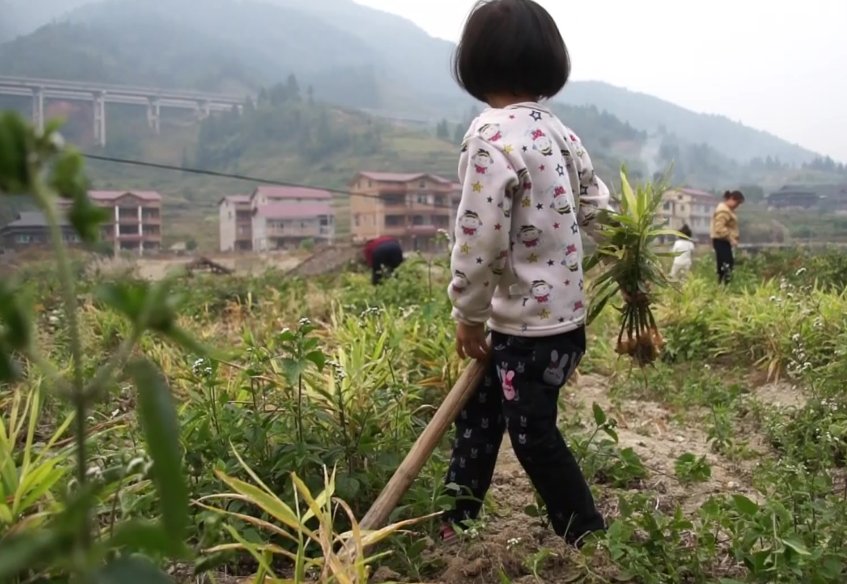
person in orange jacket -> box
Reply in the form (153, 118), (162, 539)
(363, 235), (404, 285)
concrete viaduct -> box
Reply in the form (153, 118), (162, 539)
(0, 75), (249, 146)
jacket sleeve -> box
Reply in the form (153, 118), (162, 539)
(448, 136), (518, 326)
(567, 132), (612, 244)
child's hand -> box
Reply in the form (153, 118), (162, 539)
(456, 322), (490, 361)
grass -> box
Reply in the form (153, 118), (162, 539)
(2, 108), (847, 581)
(3, 243), (847, 583)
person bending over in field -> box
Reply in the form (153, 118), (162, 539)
(362, 235), (404, 285)
(670, 224), (695, 280)
(710, 190), (744, 285)
(442, 0), (618, 549)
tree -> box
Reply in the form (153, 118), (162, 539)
(454, 123), (465, 144)
(738, 184), (765, 203)
(286, 74), (301, 102)
(436, 119), (449, 141)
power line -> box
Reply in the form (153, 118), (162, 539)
(82, 153), (459, 211)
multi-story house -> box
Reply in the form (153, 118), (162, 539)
(349, 172), (461, 251)
(218, 186), (335, 252)
(218, 195), (252, 252)
(657, 187), (716, 243)
(87, 191), (163, 255)
(0, 211), (80, 250)
(2, 190), (163, 255)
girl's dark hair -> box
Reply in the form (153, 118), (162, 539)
(723, 190), (745, 202)
(452, 0), (571, 103)
(680, 224), (693, 238)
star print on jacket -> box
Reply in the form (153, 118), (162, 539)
(449, 102), (612, 336)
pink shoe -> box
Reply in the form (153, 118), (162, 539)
(440, 523), (458, 545)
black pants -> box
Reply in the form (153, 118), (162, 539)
(443, 328), (604, 544)
(713, 238), (734, 285)
(371, 240), (403, 285)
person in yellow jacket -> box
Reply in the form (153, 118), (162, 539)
(710, 190), (745, 284)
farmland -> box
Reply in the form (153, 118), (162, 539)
(3, 241), (847, 583)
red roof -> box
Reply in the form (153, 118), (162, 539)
(89, 190), (163, 202)
(354, 172), (455, 186)
(258, 203), (334, 220)
(254, 186), (332, 200)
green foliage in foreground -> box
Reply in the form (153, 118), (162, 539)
(2, 112), (847, 583)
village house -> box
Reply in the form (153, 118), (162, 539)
(1, 190), (163, 255)
(349, 172), (461, 252)
(657, 187), (716, 243)
(84, 190), (163, 255)
(218, 195), (252, 252)
(0, 211), (80, 250)
(768, 184), (847, 214)
(218, 186), (335, 252)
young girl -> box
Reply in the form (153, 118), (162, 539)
(443, 0), (611, 548)
(670, 224), (695, 280)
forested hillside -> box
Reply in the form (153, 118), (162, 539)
(0, 0), (826, 165)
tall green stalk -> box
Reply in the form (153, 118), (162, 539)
(31, 173), (90, 550)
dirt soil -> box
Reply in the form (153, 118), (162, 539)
(86, 252), (307, 281)
(193, 369), (789, 584)
(405, 373), (767, 584)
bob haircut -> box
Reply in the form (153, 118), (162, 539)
(679, 224), (693, 238)
(452, 0), (571, 103)
(724, 190), (745, 203)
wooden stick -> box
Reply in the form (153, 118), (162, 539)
(358, 356), (488, 531)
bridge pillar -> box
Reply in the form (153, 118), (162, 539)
(93, 91), (106, 147)
(31, 87), (45, 134)
(147, 97), (161, 134)
(196, 100), (211, 120)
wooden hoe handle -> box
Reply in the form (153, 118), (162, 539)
(358, 357), (488, 531)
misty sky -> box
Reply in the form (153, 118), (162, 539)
(357, 0), (847, 162)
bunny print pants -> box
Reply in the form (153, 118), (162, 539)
(442, 327), (605, 544)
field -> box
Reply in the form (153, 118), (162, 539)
(3, 241), (847, 583)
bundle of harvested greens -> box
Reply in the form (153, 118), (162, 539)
(584, 169), (680, 366)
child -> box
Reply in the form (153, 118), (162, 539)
(670, 224), (695, 280)
(443, 0), (612, 548)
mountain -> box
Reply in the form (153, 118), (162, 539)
(0, 0), (93, 41)
(0, 0), (824, 166)
(559, 82), (817, 164)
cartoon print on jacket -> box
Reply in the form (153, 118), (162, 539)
(479, 123), (503, 142)
(489, 250), (508, 276)
(517, 167), (532, 191)
(499, 191), (513, 218)
(529, 129), (553, 156)
(549, 184), (572, 215)
(531, 280), (552, 303)
(451, 270), (470, 294)
(562, 243), (580, 272)
(518, 225), (542, 248)
(459, 211), (483, 236)
(472, 149), (494, 174)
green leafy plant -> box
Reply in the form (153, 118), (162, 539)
(0, 112), (198, 582)
(584, 168), (679, 365)
(674, 453), (712, 484)
(200, 450), (436, 583)
(0, 383), (73, 534)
